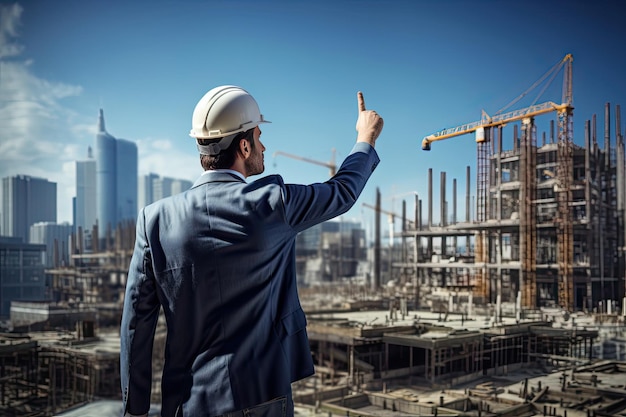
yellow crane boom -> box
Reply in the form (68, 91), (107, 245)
(421, 54), (573, 150)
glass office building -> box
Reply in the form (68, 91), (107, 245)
(1, 175), (56, 242)
(95, 109), (137, 239)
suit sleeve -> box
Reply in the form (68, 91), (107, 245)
(120, 208), (161, 416)
(282, 142), (379, 232)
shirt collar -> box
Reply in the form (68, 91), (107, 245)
(202, 169), (246, 182)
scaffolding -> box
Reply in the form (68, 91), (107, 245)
(0, 332), (120, 417)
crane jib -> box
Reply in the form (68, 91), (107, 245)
(422, 53), (573, 149)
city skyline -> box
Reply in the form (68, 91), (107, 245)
(1, 1), (625, 227)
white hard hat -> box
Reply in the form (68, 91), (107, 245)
(189, 85), (270, 155)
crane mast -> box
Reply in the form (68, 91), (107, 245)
(556, 55), (574, 310)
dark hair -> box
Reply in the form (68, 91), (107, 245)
(199, 128), (255, 170)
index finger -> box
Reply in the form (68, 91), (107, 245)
(357, 91), (366, 112)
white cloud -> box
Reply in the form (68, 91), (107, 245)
(151, 139), (173, 151)
(0, 3), (90, 223)
(0, 61), (84, 149)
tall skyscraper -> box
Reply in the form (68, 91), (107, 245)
(116, 138), (138, 222)
(95, 109), (138, 238)
(1, 175), (56, 242)
(75, 147), (97, 236)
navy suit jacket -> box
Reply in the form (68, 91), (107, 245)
(120, 142), (379, 417)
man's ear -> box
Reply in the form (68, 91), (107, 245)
(239, 139), (250, 158)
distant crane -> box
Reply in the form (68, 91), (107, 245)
(362, 202), (416, 249)
(362, 202), (400, 222)
(362, 202), (415, 227)
(272, 148), (337, 177)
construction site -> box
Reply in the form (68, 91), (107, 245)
(1, 54), (626, 416)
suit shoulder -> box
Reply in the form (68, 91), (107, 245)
(245, 174), (286, 192)
(242, 175), (288, 213)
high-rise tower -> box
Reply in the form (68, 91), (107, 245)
(95, 109), (137, 239)
(116, 138), (138, 224)
(1, 175), (56, 242)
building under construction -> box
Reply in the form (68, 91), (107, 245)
(383, 55), (625, 314)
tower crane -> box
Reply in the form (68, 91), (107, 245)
(272, 148), (337, 177)
(362, 202), (401, 221)
(362, 202), (416, 250)
(419, 54), (575, 311)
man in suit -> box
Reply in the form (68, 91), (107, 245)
(120, 85), (383, 417)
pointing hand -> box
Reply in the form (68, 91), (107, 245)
(355, 91), (383, 146)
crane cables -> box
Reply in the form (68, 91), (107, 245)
(494, 55), (570, 116)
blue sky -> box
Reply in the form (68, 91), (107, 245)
(1, 0), (625, 239)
